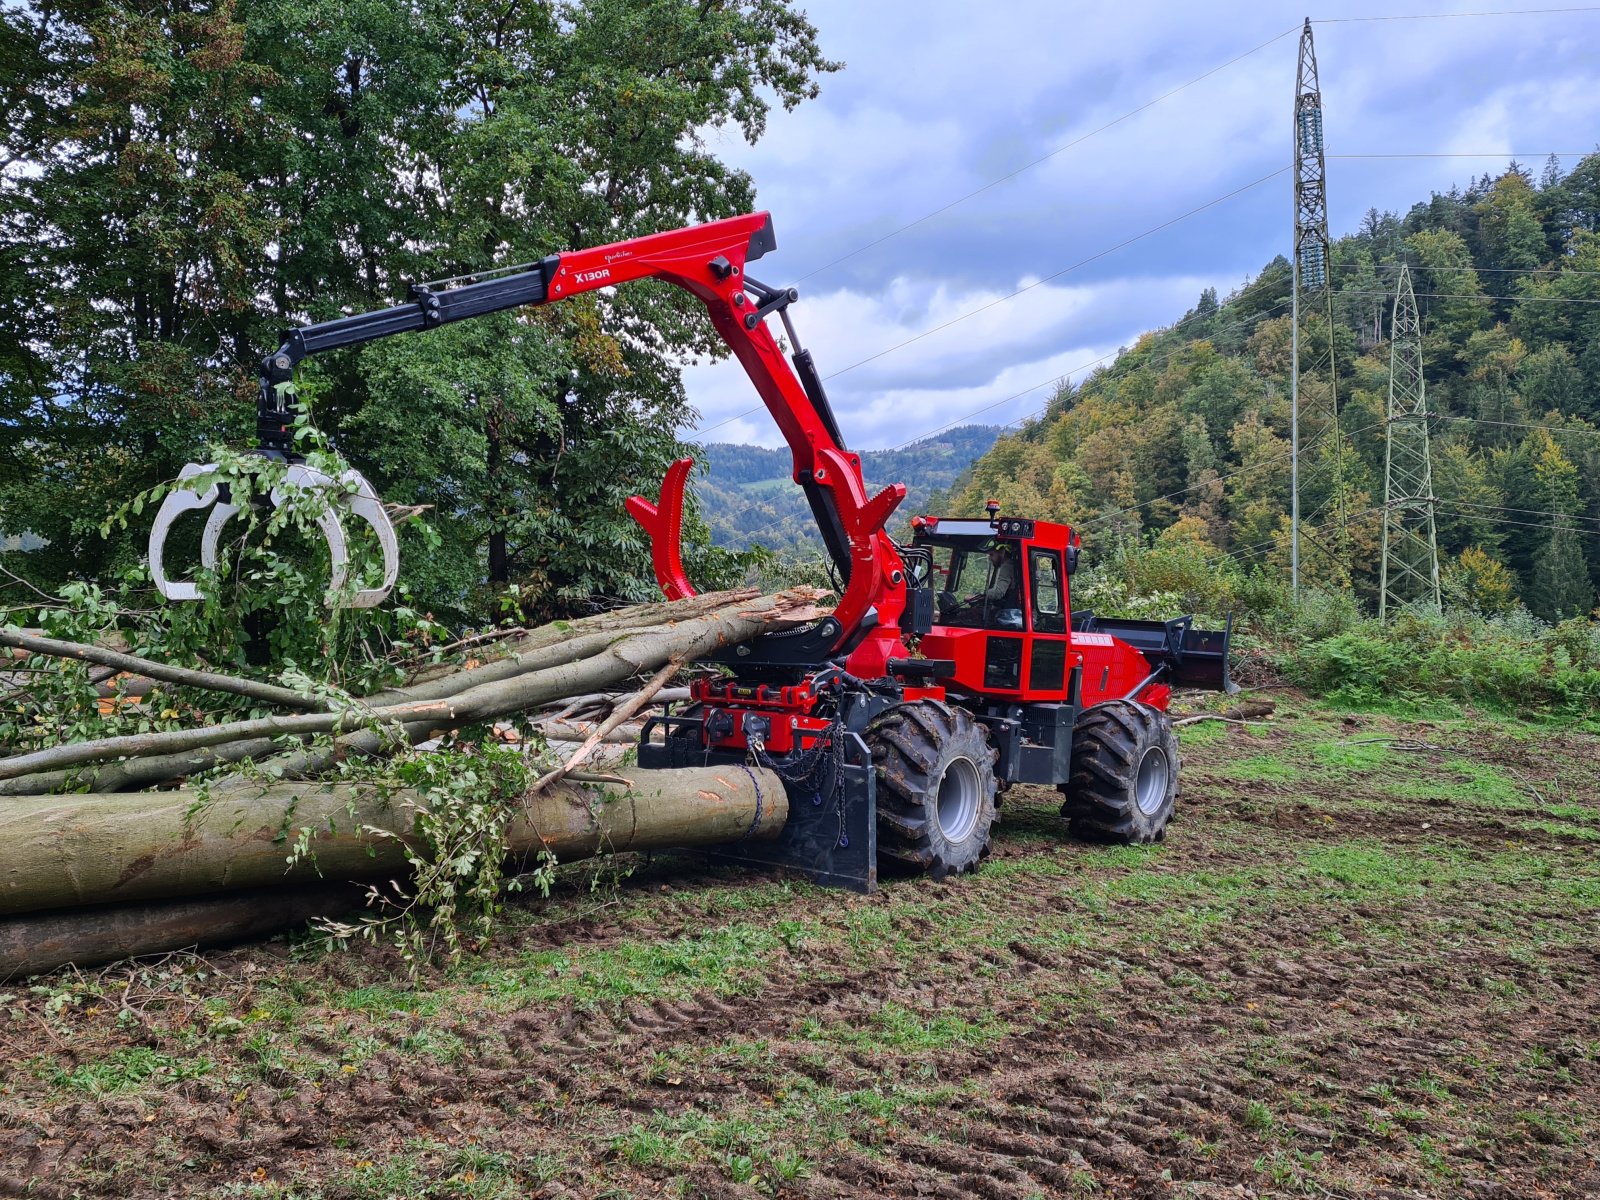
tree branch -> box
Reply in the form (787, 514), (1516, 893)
(530, 661), (680, 793)
(0, 628), (331, 713)
(0, 590), (825, 783)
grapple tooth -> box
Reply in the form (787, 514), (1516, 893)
(337, 469), (399, 608)
(148, 462), (222, 602)
(270, 464), (399, 609)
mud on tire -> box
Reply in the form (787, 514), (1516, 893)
(867, 701), (999, 879)
(1059, 700), (1179, 844)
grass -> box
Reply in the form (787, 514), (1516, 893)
(46, 1048), (214, 1096)
(7, 696), (1600, 1199)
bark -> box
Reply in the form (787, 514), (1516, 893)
(0, 762), (786, 916)
(396, 588), (761, 692)
(0, 628), (329, 712)
(530, 661), (680, 792)
(530, 719), (642, 745)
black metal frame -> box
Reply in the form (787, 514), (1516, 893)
(254, 259), (561, 457)
(637, 713), (879, 892)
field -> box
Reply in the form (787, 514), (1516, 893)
(3, 693), (1598, 1199)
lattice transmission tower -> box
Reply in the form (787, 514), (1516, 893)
(1290, 17), (1346, 596)
(1379, 264), (1441, 617)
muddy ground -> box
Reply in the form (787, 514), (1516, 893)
(3, 693), (1598, 1199)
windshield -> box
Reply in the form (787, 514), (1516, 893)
(929, 545), (994, 629)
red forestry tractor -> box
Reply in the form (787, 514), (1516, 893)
(149, 212), (1233, 891)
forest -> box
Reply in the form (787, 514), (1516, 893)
(947, 155), (1600, 624)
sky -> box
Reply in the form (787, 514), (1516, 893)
(678, 0), (1600, 451)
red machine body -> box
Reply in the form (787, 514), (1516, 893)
(252, 210), (1232, 891)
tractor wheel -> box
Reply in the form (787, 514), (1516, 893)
(1059, 700), (1179, 844)
(867, 702), (998, 879)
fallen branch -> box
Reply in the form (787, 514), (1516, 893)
(0, 589), (826, 783)
(1341, 737), (1441, 752)
(529, 719), (644, 746)
(0, 627), (329, 713)
(530, 662), (681, 793)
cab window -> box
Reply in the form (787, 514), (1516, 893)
(1030, 548), (1065, 634)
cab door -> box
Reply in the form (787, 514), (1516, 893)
(1024, 547), (1070, 700)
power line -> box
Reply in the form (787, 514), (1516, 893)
(1080, 416), (1390, 532)
(687, 176), (1597, 439)
(1436, 414), (1600, 440)
(1442, 499), (1600, 526)
(792, 24), (1302, 284)
(1435, 506), (1600, 536)
(1317, 7), (1600, 22)
(1381, 264), (1600, 277)
(1330, 151), (1596, 158)
(1342, 288), (1600, 305)
(729, 296), (1300, 545)
(890, 290), (1297, 449)
(820, 168), (1290, 382)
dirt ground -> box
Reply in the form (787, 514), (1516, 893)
(3, 692), (1598, 1199)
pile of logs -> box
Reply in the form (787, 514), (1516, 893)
(1, 588), (826, 975)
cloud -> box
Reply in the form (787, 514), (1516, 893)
(683, 271), (1233, 449)
(683, 0), (1600, 449)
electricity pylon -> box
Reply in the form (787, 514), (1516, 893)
(1379, 264), (1441, 617)
(1290, 17), (1346, 596)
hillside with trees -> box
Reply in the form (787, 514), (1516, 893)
(694, 424), (1002, 554)
(947, 155), (1600, 622)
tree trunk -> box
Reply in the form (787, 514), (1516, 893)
(0, 883), (371, 978)
(0, 762), (786, 916)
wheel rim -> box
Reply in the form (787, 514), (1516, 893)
(1134, 746), (1170, 815)
(937, 756), (982, 843)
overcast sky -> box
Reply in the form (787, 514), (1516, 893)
(679, 1), (1600, 451)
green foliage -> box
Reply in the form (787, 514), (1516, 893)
(48, 1047), (213, 1096)
(304, 744), (552, 973)
(0, 0), (838, 623)
(3, 408), (452, 759)
(1284, 608), (1600, 714)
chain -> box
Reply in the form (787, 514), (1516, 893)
(734, 763), (765, 843)
(747, 715), (851, 847)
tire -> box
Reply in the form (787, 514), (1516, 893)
(867, 702), (999, 879)
(1059, 700), (1179, 844)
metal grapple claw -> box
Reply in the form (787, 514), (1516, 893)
(626, 457), (699, 601)
(148, 463), (222, 603)
(149, 462), (399, 608)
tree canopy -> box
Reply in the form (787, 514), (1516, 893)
(1, 0), (837, 620)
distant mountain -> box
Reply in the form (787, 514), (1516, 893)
(692, 425), (1005, 554)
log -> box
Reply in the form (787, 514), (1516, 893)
(0, 588), (825, 783)
(0, 762), (787, 916)
(0, 883), (370, 978)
